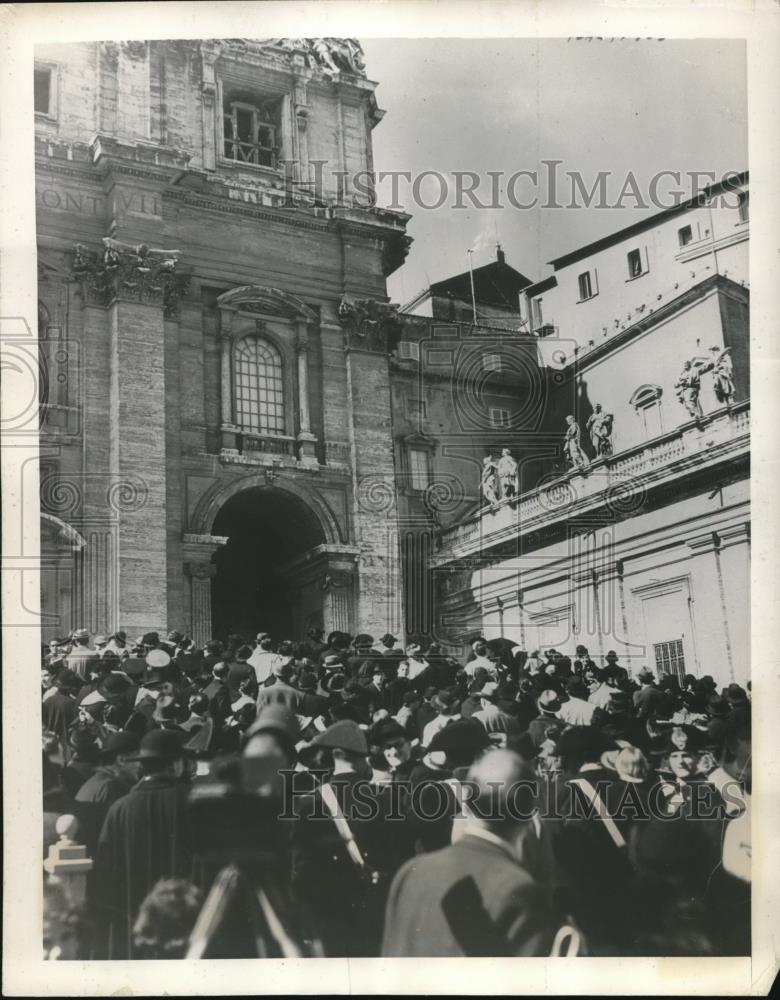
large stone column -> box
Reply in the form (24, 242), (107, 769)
(73, 239), (189, 636)
(339, 298), (403, 636)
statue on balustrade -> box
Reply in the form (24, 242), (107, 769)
(709, 346), (735, 405)
(563, 415), (589, 471)
(481, 455), (500, 508)
(674, 359), (706, 418)
(497, 448), (519, 499)
(586, 403), (614, 457)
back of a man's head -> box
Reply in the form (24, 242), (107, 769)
(260, 637), (273, 651)
(465, 749), (537, 838)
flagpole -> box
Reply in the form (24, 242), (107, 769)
(467, 249), (477, 324)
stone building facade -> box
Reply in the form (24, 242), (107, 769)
(35, 38), (413, 643)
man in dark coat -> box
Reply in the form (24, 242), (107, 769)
(75, 731), (140, 855)
(95, 729), (193, 958)
(42, 666), (80, 751)
(382, 749), (554, 957)
(292, 720), (414, 957)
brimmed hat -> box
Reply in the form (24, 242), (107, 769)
(379, 633), (396, 645)
(93, 634), (108, 646)
(54, 667), (82, 693)
(537, 689), (562, 715)
(322, 654), (343, 669)
(122, 656), (147, 679)
(298, 672), (317, 691)
(167, 630), (184, 644)
(304, 719), (367, 756)
(72, 628), (90, 641)
(725, 683), (748, 707)
(353, 633), (375, 647)
(637, 667), (655, 682)
(406, 643), (422, 656)
(371, 719), (408, 746)
(431, 688), (460, 713)
(426, 719), (491, 764)
(141, 631), (160, 647)
(127, 728), (190, 761)
(146, 648), (172, 669)
(555, 726), (617, 764)
(246, 706), (300, 748)
(99, 730), (140, 760)
(707, 694), (730, 718)
(97, 672), (134, 702)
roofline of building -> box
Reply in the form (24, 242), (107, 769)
(546, 170), (748, 271)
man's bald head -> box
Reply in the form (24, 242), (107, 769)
(465, 749), (537, 836)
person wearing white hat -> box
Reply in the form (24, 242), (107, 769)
(65, 628), (100, 679)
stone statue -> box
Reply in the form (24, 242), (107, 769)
(497, 448), (519, 499)
(481, 455), (500, 508)
(586, 403), (614, 457)
(709, 346), (735, 405)
(266, 37), (366, 77)
(563, 415), (589, 471)
(674, 359), (705, 418)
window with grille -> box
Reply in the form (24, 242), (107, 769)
(223, 98), (280, 168)
(409, 448), (430, 491)
(233, 337), (285, 435)
(653, 639), (686, 682)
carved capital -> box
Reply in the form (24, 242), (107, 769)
(72, 238), (188, 317)
(338, 296), (399, 353)
(186, 561), (217, 580)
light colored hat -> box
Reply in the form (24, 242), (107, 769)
(72, 628), (90, 640)
(406, 643), (422, 656)
(145, 648), (171, 668)
(537, 689), (562, 714)
(93, 634), (108, 646)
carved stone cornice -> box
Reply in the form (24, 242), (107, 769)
(338, 296), (400, 353)
(220, 37), (367, 81)
(72, 238), (190, 318)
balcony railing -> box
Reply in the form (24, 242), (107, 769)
(436, 399), (750, 561)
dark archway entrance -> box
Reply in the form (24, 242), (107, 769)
(211, 487), (326, 642)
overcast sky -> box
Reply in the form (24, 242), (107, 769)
(361, 38), (747, 305)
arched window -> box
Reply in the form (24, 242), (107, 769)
(629, 383), (664, 439)
(233, 337), (285, 435)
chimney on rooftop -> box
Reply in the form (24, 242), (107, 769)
(496, 244), (505, 264)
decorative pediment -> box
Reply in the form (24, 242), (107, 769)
(217, 284), (317, 323)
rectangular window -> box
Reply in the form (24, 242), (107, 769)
(531, 298), (543, 329)
(398, 341), (420, 361)
(482, 353), (502, 372)
(678, 225), (693, 247)
(627, 248), (644, 278)
(653, 639), (686, 683)
(34, 67), (52, 115)
(222, 95), (280, 169)
(738, 191), (749, 224)
(409, 449), (430, 491)
(489, 407), (510, 428)
(578, 271), (593, 301)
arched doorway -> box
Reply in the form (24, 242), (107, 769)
(210, 487), (326, 641)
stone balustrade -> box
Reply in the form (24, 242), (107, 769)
(436, 399), (750, 562)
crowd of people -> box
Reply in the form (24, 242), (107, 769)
(41, 627), (751, 959)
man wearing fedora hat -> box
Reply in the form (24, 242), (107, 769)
(527, 690), (563, 749)
(421, 688), (462, 747)
(292, 719), (414, 957)
(75, 731), (141, 855)
(95, 728), (194, 958)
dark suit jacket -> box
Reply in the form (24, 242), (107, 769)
(382, 833), (552, 957)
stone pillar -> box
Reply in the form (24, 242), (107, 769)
(200, 41), (222, 172)
(715, 522), (750, 684)
(687, 531), (730, 680)
(339, 298), (403, 636)
(115, 41), (151, 140)
(296, 323), (317, 466)
(186, 562), (217, 647)
(219, 329), (239, 452)
(321, 568), (354, 635)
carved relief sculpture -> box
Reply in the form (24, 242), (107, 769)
(338, 296), (399, 352)
(496, 448), (519, 499)
(72, 238), (190, 318)
(563, 415), (589, 471)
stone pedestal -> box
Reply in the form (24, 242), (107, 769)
(43, 815), (93, 907)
